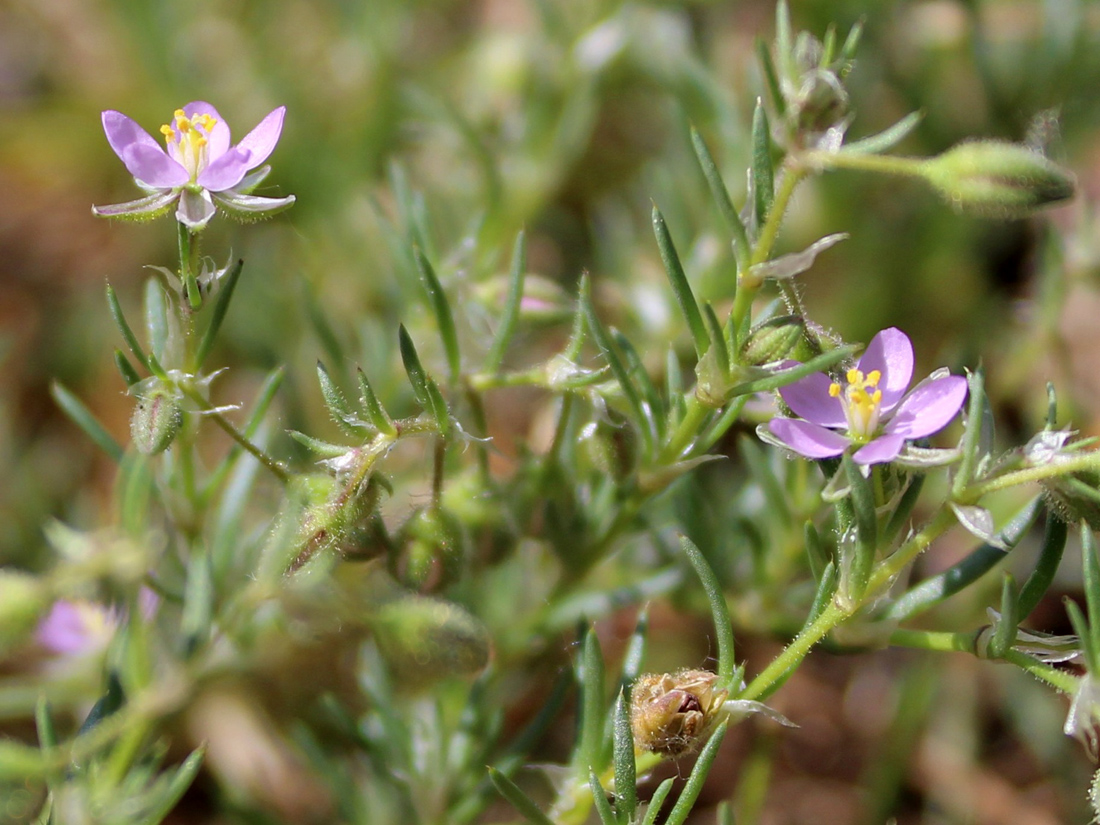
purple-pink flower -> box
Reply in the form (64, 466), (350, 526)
(766, 327), (968, 466)
(93, 102), (294, 231)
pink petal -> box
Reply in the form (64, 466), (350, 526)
(177, 188), (216, 229)
(36, 601), (90, 654)
(853, 434), (905, 465)
(768, 418), (851, 459)
(197, 146), (251, 191)
(858, 327), (913, 413)
(102, 110), (188, 188)
(235, 106), (286, 167)
(778, 371), (846, 427)
(883, 374), (968, 439)
(181, 101), (231, 158)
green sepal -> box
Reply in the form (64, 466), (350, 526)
(988, 573), (1019, 659)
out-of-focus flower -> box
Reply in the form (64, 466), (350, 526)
(1066, 674), (1100, 759)
(37, 590), (158, 657)
(93, 102), (294, 230)
(765, 327), (967, 465)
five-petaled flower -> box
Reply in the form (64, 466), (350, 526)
(766, 327), (968, 465)
(93, 101), (294, 230)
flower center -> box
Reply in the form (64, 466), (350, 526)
(160, 109), (217, 182)
(829, 368), (883, 443)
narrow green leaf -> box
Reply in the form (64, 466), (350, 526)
(1082, 525), (1100, 668)
(653, 205), (709, 359)
(842, 112), (923, 156)
(804, 521), (827, 581)
(755, 37), (786, 118)
(842, 453), (877, 604)
(752, 101), (775, 225)
(1017, 516), (1067, 618)
(690, 127), (751, 267)
(886, 497), (1041, 622)
(398, 325), (434, 410)
(682, 536), (735, 691)
(487, 229), (527, 372)
(821, 23), (837, 66)
(35, 698), (57, 751)
(114, 349), (142, 387)
(414, 248), (461, 383)
(357, 367), (397, 436)
(77, 672), (125, 736)
(1065, 598), (1097, 674)
(612, 330), (662, 444)
(576, 627), (605, 773)
(181, 547), (215, 656)
(0, 740), (47, 781)
(194, 258), (244, 369)
(50, 381), (123, 463)
(136, 747), (206, 825)
(663, 718), (729, 825)
(702, 303), (730, 377)
(620, 607), (649, 689)
(488, 767), (555, 825)
(775, 0), (793, 79)
(640, 777), (676, 825)
(989, 573), (1020, 659)
(805, 561), (837, 627)
(611, 691), (636, 822)
(107, 284), (161, 377)
(589, 770), (618, 825)
(952, 369), (987, 498)
(144, 277), (170, 364)
(316, 361), (366, 436)
(717, 801), (737, 825)
(882, 474), (925, 545)
(579, 277), (648, 445)
(840, 18), (864, 63)
(425, 378), (452, 434)
(728, 344), (857, 398)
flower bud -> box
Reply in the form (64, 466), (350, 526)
(923, 141), (1075, 218)
(740, 315), (812, 366)
(130, 388), (183, 454)
(392, 507), (466, 592)
(372, 595), (491, 687)
(631, 669), (726, 755)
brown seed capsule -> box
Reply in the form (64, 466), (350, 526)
(630, 669), (727, 756)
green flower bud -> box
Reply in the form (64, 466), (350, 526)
(372, 595), (491, 687)
(392, 507), (466, 592)
(0, 571), (49, 655)
(740, 315), (813, 366)
(581, 415), (638, 480)
(130, 388), (183, 454)
(923, 141), (1075, 218)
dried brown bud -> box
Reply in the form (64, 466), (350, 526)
(630, 669), (727, 755)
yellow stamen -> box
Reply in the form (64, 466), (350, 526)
(829, 383), (841, 398)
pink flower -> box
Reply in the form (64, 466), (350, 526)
(766, 327), (968, 466)
(93, 102), (294, 230)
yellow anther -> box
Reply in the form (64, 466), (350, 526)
(846, 368), (861, 385)
(829, 383), (841, 398)
(866, 370), (881, 386)
(159, 124), (173, 138)
(872, 389), (882, 404)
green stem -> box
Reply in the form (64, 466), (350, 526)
(963, 452), (1100, 499)
(659, 395), (712, 463)
(180, 387), (290, 483)
(178, 222), (202, 310)
(742, 510), (956, 701)
(800, 150), (929, 179)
